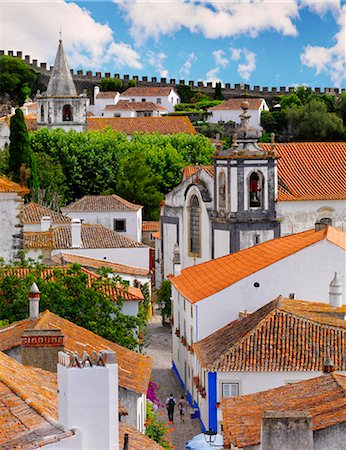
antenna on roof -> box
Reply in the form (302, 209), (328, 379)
(59, 24), (62, 42)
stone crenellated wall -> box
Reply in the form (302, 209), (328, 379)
(1, 49), (344, 100)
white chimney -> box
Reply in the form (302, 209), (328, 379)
(58, 350), (119, 450)
(10, 107), (16, 115)
(94, 85), (100, 103)
(40, 215), (51, 231)
(173, 243), (181, 277)
(71, 219), (82, 248)
(329, 272), (342, 307)
(22, 106), (28, 116)
(29, 282), (40, 320)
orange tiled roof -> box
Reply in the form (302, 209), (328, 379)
(194, 296), (346, 372)
(87, 116), (197, 134)
(0, 310), (152, 394)
(21, 202), (71, 224)
(152, 230), (161, 240)
(53, 253), (149, 276)
(142, 221), (160, 232)
(208, 97), (265, 111)
(222, 373), (346, 448)
(24, 224), (147, 249)
(119, 423), (164, 449)
(0, 265), (143, 302)
(121, 86), (174, 97)
(0, 114), (37, 131)
(182, 165), (214, 181)
(260, 142), (346, 201)
(0, 176), (30, 195)
(105, 101), (166, 111)
(96, 91), (118, 99)
(170, 226), (346, 303)
(62, 194), (142, 212)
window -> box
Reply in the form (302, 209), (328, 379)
(249, 172), (263, 208)
(190, 325), (193, 344)
(170, 97), (174, 103)
(254, 234), (260, 245)
(40, 105), (44, 122)
(222, 382), (239, 397)
(189, 195), (200, 256)
(131, 98), (135, 102)
(113, 113), (121, 117)
(62, 104), (73, 122)
(218, 171), (226, 210)
(141, 98), (146, 102)
(319, 217), (332, 225)
(114, 219), (126, 232)
(190, 304), (193, 319)
(156, 98), (161, 104)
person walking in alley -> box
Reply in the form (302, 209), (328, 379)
(166, 394), (176, 423)
(178, 395), (188, 422)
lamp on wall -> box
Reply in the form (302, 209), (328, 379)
(204, 429), (217, 445)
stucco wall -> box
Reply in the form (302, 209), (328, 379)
(121, 89), (179, 113)
(0, 192), (24, 262)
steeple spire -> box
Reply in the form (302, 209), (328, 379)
(46, 39), (77, 97)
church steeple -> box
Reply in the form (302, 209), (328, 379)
(46, 39), (77, 97)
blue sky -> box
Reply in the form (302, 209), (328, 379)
(1, 1), (345, 88)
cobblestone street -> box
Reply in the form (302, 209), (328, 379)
(144, 313), (201, 450)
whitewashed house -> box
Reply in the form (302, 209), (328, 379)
(193, 295), (346, 433)
(62, 195), (143, 243)
(103, 101), (167, 118)
(121, 86), (180, 113)
(21, 202), (71, 232)
(0, 177), (29, 262)
(207, 97), (268, 127)
(88, 87), (120, 117)
(160, 103), (346, 279)
(168, 226), (346, 431)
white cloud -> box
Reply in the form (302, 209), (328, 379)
(230, 48), (257, 80)
(205, 67), (222, 85)
(147, 51), (169, 78)
(300, 4), (345, 86)
(213, 50), (229, 67)
(1, 0), (142, 70)
(179, 52), (197, 79)
(116, 0), (299, 44)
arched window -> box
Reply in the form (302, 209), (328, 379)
(62, 104), (73, 122)
(319, 217), (333, 225)
(249, 172), (263, 208)
(189, 195), (200, 256)
(40, 105), (44, 122)
(219, 171), (226, 210)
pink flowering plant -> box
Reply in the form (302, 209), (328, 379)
(147, 381), (163, 408)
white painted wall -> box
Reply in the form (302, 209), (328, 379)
(0, 192), (24, 262)
(154, 237), (162, 289)
(121, 89), (179, 113)
(214, 229), (230, 258)
(103, 108), (164, 118)
(207, 101), (268, 127)
(277, 199), (346, 235)
(37, 97), (88, 132)
(196, 239), (345, 340)
(120, 300), (139, 317)
(0, 121), (10, 149)
(63, 210), (142, 242)
(239, 229), (274, 250)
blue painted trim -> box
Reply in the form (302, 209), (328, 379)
(195, 305), (198, 342)
(172, 360), (185, 391)
(208, 372), (217, 431)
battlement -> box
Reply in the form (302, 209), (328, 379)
(1, 49), (344, 97)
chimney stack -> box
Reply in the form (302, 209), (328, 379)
(94, 85), (100, 103)
(261, 411), (313, 450)
(58, 350), (119, 450)
(173, 243), (181, 277)
(315, 221), (328, 232)
(40, 215), (51, 231)
(71, 218), (82, 248)
(329, 272), (342, 307)
(21, 328), (64, 372)
(29, 282), (40, 320)
(323, 356), (334, 374)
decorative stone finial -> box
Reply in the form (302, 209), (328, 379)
(329, 272), (342, 307)
(232, 131), (238, 149)
(241, 100), (249, 110)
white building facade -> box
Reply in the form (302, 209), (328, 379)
(207, 97), (269, 127)
(120, 86), (180, 113)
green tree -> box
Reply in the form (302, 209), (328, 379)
(127, 79), (137, 88)
(280, 93), (302, 110)
(155, 280), (171, 325)
(0, 264), (141, 350)
(99, 77), (122, 92)
(214, 82), (224, 100)
(338, 92), (346, 125)
(117, 150), (164, 220)
(145, 402), (173, 449)
(0, 55), (39, 104)
(9, 108), (39, 192)
(176, 84), (196, 103)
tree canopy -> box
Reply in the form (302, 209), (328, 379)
(99, 77), (122, 92)
(0, 56), (39, 105)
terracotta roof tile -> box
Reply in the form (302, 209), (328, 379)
(170, 226), (346, 303)
(0, 310), (152, 394)
(0, 114), (37, 131)
(182, 165), (214, 181)
(208, 97), (265, 111)
(24, 224), (147, 249)
(21, 202), (71, 224)
(105, 101), (166, 111)
(222, 373), (346, 448)
(121, 86), (174, 97)
(259, 142), (346, 201)
(53, 253), (149, 277)
(96, 91), (118, 99)
(63, 194), (142, 212)
(194, 296), (346, 372)
(0, 176), (29, 195)
(152, 230), (161, 239)
(87, 116), (197, 134)
(142, 221), (160, 232)
(119, 423), (164, 449)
